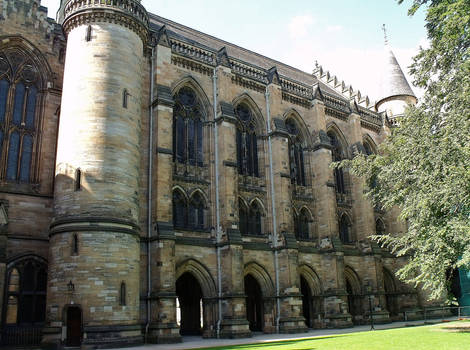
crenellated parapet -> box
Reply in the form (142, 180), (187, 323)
(61, 0), (149, 44)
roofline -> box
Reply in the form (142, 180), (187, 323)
(148, 13), (315, 79)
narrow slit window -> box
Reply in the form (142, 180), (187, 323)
(72, 234), (79, 255)
(123, 89), (128, 109)
(75, 168), (81, 191)
(120, 282), (126, 306)
(86, 25), (92, 42)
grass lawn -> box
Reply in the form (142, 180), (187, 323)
(197, 321), (470, 350)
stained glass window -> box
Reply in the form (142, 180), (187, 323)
(0, 48), (41, 185)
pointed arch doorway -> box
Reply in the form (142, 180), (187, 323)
(244, 274), (263, 332)
(176, 272), (203, 335)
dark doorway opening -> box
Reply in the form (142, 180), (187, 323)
(383, 269), (399, 317)
(66, 306), (82, 346)
(346, 279), (361, 323)
(176, 272), (203, 335)
(300, 276), (312, 327)
(245, 274), (263, 332)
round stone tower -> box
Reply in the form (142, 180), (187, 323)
(375, 47), (417, 126)
(43, 1), (148, 347)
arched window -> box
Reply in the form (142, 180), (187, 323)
(363, 142), (373, 156)
(295, 208), (310, 240)
(339, 214), (353, 243)
(286, 118), (306, 186)
(172, 190), (187, 229)
(376, 218), (386, 235)
(235, 103), (258, 177)
(248, 200), (263, 235)
(239, 199), (249, 235)
(0, 48), (42, 184)
(3, 258), (47, 327)
(328, 131), (346, 194)
(188, 192), (206, 230)
(173, 87), (204, 166)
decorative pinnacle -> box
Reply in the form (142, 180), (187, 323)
(382, 24), (389, 46)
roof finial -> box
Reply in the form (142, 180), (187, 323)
(382, 24), (389, 46)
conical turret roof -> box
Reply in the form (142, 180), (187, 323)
(377, 48), (416, 103)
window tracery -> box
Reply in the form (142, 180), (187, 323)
(239, 199), (263, 235)
(172, 189), (207, 230)
(0, 48), (42, 184)
(4, 258), (47, 326)
(235, 103), (258, 177)
(286, 118), (306, 186)
(328, 131), (346, 194)
(173, 87), (204, 167)
(294, 208), (310, 240)
(339, 214), (353, 243)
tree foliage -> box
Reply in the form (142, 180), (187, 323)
(339, 0), (470, 299)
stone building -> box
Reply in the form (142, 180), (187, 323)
(0, 0), (445, 347)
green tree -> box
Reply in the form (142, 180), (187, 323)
(338, 0), (470, 298)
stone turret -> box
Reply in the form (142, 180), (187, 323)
(43, 0), (149, 347)
(375, 46), (417, 125)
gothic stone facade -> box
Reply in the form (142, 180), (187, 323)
(0, 0), (444, 348)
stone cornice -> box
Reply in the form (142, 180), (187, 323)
(62, 0), (149, 46)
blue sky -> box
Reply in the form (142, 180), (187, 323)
(42, 0), (428, 100)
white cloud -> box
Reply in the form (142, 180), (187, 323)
(326, 25), (343, 33)
(287, 14), (314, 38)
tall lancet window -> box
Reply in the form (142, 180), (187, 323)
(235, 103), (258, 177)
(328, 131), (346, 194)
(286, 118), (306, 186)
(173, 87), (203, 166)
(0, 48), (41, 184)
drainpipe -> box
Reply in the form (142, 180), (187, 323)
(145, 45), (155, 341)
(265, 87), (281, 333)
(213, 68), (223, 338)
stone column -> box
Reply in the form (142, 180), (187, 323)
(43, 1), (149, 347)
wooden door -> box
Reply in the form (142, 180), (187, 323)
(66, 307), (82, 346)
